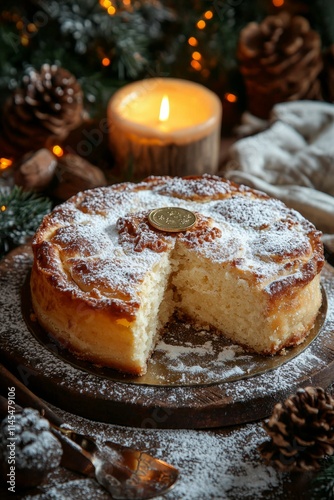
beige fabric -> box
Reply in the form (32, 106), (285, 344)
(225, 102), (334, 246)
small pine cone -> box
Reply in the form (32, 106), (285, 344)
(238, 12), (323, 118)
(2, 64), (84, 156)
(260, 387), (334, 471)
(51, 154), (107, 201)
(14, 149), (57, 192)
(0, 408), (62, 489)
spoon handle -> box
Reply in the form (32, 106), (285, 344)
(0, 363), (63, 427)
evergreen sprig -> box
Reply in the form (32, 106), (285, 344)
(1, 0), (333, 127)
(0, 0), (176, 109)
(0, 0), (265, 112)
(0, 186), (51, 259)
(311, 456), (334, 500)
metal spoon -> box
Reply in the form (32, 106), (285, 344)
(51, 424), (178, 499)
(0, 363), (179, 499)
(49, 423), (178, 499)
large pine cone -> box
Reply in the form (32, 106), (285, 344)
(238, 12), (323, 119)
(2, 64), (84, 156)
(260, 387), (334, 471)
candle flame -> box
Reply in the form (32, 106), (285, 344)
(159, 95), (169, 123)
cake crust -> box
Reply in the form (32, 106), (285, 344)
(30, 175), (324, 374)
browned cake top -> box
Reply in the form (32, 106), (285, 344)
(32, 175), (324, 319)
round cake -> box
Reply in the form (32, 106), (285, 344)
(30, 175), (324, 375)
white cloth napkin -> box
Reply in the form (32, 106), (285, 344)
(225, 101), (334, 236)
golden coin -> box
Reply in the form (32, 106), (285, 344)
(148, 207), (197, 232)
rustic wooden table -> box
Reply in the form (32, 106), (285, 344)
(1, 243), (333, 499)
(0, 400), (324, 499)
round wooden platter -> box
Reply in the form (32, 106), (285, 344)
(1, 245), (334, 429)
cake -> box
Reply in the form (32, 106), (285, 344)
(30, 175), (324, 375)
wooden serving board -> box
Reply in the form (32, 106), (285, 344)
(1, 245), (334, 429)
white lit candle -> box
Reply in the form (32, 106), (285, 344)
(108, 78), (222, 179)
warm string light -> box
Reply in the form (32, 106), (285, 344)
(27, 23), (37, 33)
(224, 93), (238, 103)
(96, 46), (111, 68)
(21, 35), (29, 46)
(99, 0), (116, 15)
(0, 158), (13, 170)
(1, 205), (6, 212)
(272, 0), (285, 6)
(196, 20), (206, 30)
(1, 11), (20, 23)
(191, 60), (202, 71)
(188, 10), (215, 76)
(99, 0), (120, 16)
(1, 10), (40, 47)
(204, 10), (213, 20)
(52, 145), (64, 158)
(99, 0), (131, 11)
(188, 37), (198, 47)
(100, 0), (111, 8)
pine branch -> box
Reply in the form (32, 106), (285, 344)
(311, 456), (334, 500)
(0, 0), (177, 107)
(0, 186), (51, 258)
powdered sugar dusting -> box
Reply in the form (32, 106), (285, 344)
(151, 174), (249, 200)
(148, 332), (259, 384)
(156, 338), (215, 360)
(33, 176), (323, 309)
(23, 407), (285, 500)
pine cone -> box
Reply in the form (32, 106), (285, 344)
(260, 387), (334, 471)
(238, 12), (323, 119)
(2, 64), (84, 156)
(51, 154), (107, 200)
(14, 149), (57, 191)
(0, 408), (62, 489)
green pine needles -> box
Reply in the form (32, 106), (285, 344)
(311, 456), (334, 500)
(0, 0), (176, 110)
(0, 0), (263, 112)
(0, 186), (51, 258)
